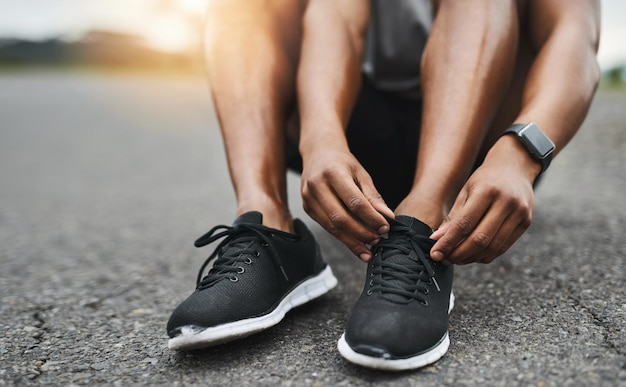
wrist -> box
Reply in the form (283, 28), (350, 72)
(485, 135), (543, 184)
(299, 120), (349, 160)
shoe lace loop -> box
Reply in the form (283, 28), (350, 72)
(194, 223), (299, 289)
(371, 223), (439, 303)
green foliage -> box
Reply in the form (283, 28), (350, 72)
(601, 64), (626, 90)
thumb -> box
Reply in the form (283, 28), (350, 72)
(430, 221), (450, 240)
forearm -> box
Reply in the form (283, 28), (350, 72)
(410, 0), (520, 208)
(489, 0), (601, 172)
(517, 25), (600, 151)
(297, 0), (369, 157)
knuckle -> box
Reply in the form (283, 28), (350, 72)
(325, 223), (339, 237)
(305, 176), (322, 193)
(366, 192), (383, 201)
(481, 256), (497, 264)
(489, 238), (506, 254)
(349, 242), (364, 255)
(500, 194), (517, 209)
(328, 212), (348, 227)
(514, 199), (531, 214)
(302, 202), (315, 217)
(346, 196), (365, 211)
(456, 217), (474, 235)
(321, 168), (340, 180)
(517, 208), (532, 228)
(471, 232), (491, 249)
(485, 185), (501, 197)
(474, 184), (497, 198)
(301, 186), (311, 201)
(499, 239), (514, 254)
(359, 230), (379, 244)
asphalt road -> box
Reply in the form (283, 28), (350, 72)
(1, 71), (625, 386)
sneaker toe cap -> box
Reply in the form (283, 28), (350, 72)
(344, 301), (448, 359)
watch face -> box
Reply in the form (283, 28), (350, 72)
(519, 124), (555, 159)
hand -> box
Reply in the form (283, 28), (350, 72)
(301, 146), (394, 261)
(429, 150), (538, 265)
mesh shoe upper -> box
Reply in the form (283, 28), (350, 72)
(167, 211), (327, 337)
(343, 215), (454, 359)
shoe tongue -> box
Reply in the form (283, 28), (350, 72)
(378, 216), (433, 302)
(233, 211), (263, 226)
(393, 215), (433, 236)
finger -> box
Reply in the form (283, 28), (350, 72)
(329, 170), (391, 235)
(469, 195), (533, 264)
(465, 222), (516, 264)
(310, 186), (381, 244)
(487, 220), (529, 262)
(303, 197), (374, 261)
(430, 221), (450, 241)
(355, 170), (395, 223)
(468, 220), (526, 264)
(430, 192), (490, 262)
(445, 203), (508, 263)
(430, 188), (469, 241)
(449, 208), (518, 264)
(303, 186), (378, 260)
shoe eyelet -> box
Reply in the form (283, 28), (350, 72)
(421, 300), (428, 307)
(369, 279), (374, 286)
(261, 242), (269, 247)
(369, 272), (375, 277)
(254, 251), (261, 257)
(237, 266), (245, 274)
(229, 276), (239, 282)
(366, 289), (372, 296)
(244, 258), (252, 264)
(423, 289), (429, 295)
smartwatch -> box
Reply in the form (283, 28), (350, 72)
(502, 123), (555, 174)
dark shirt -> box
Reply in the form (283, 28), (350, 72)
(362, 0), (433, 100)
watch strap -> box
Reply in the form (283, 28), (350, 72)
(502, 123), (554, 174)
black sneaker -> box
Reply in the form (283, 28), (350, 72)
(167, 211), (337, 351)
(337, 215), (454, 371)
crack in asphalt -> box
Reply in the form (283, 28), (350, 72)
(566, 290), (626, 359)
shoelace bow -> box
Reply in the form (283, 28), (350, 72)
(370, 223), (440, 304)
(193, 223), (299, 290)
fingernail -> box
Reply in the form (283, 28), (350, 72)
(431, 251), (444, 261)
(371, 238), (380, 245)
(378, 225), (389, 234)
(359, 253), (371, 262)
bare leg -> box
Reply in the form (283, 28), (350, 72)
(205, 0), (307, 232)
(394, 0), (524, 228)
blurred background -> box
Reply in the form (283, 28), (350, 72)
(1, 2), (625, 385)
(0, 0), (208, 73)
(0, 0), (624, 80)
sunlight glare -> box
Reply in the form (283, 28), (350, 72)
(145, 14), (195, 53)
(181, 0), (210, 15)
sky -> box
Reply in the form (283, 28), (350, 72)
(0, 0), (209, 53)
(0, 0), (624, 68)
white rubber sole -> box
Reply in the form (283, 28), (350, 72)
(337, 292), (455, 371)
(168, 265), (338, 351)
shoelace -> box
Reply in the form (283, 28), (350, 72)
(370, 223), (439, 304)
(193, 223), (299, 290)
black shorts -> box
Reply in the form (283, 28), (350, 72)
(287, 78), (422, 208)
